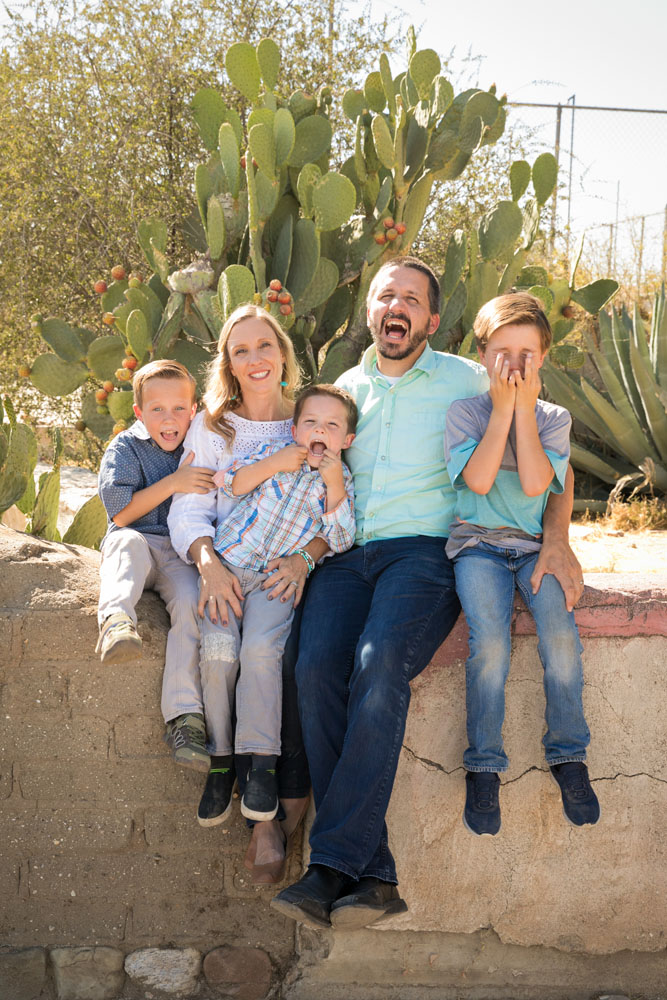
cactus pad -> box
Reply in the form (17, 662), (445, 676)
(30, 354), (88, 397)
(274, 108), (296, 167)
(532, 153), (558, 206)
(295, 257), (339, 315)
(287, 219), (320, 300)
(342, 88), (366, 122)
(371, 114), (395, 169)
(41, 319), (86, 363)
(226, 42), (261, 103)
(138, 218), (168, 273)
(312, 173), (356, 232)
(88, 335), (126, 381)
(364, 71), (386, 113)
(172, 339), (212, 395)
(81, 391), (115, 439)
(288, 115), (332, 169)
(108, 390), (135, 423)
(153, 292), (186, 359)
(191, 88), (228, 152)
(218, 123), (241, 199)
(431, 76), (454, 118)
(126, 309), (151, 361)
(249, 123), (276, 179)
(101, 279), (129, 314)
(379, 54), (396, 118)
(219, 265), (256, 320)
(296, 163), (322, 217)
(289, 91), (318, 122)
(257, 37), (280, 90)
(409, 49), (441, 101)
(571, 279), (618, 315)
(478, 200), (523, 261)
(527, 284), (555, 315)
(441, 230), (467, 299)
(510, 160), (531, 202)
(63, 494), (107, 550)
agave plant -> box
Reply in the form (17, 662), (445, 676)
(542, 285), (667, 495)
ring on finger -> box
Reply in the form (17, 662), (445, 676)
(288, 580), (298, 587)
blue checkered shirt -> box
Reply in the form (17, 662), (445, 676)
(212, 443), (356, 570)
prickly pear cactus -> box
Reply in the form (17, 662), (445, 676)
(0, 397), (38, 517)
(432, 153), (619, 366)
(25, 31), (508, 441)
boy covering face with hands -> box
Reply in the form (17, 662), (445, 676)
(203, 384), (357, 826)
(444, 293), (599, 838)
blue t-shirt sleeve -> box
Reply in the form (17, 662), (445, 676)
(539, 405), (571, 495)
(98, 436), (144, 520)
(445, 398), (482, 489)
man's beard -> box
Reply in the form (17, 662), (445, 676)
(369, 312), (431, 361)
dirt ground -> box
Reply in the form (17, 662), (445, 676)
(570, 519), (667, 573)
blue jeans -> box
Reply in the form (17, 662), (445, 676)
(454, 542), (590, 772)
(295, 536), (460, 883)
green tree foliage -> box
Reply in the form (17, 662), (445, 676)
(0, 0), (395, 414)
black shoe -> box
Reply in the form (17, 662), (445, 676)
(270, 864), (351, 929)
(463, 771), (501, 836)
(241, 767), (279, 821)
(197, 767), (235, 827)
(550, 762), (600, 826)
(330, 877), (408, 929)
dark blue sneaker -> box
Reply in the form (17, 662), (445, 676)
(550, 762), (600, 826)
(241, 767), (279, 821)
(463, 771), (501, 836)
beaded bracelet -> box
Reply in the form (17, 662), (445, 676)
(294, 548), (315, 575)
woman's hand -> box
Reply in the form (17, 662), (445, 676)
(189, 537), (243, 627)
(262, 552), (309, 606)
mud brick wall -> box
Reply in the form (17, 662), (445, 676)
(1, 524), (666, 1000)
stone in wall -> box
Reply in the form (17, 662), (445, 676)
(0, 946), (47, 1000)
(203, 945), (272, 999)
(124, 947), (201, 994)
(50, 946), (124, 1000)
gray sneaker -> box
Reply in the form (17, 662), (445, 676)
(164, 713), (210, 773)
(96, 613), (142, 664)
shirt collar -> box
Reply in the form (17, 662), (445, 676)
(127, 419), (151, 440)
(361, 341), (437, 380)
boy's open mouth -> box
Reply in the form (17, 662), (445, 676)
(382, 316), (409, 342)
(309, 440), (326, 457)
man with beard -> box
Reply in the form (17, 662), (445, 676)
(271, 257), (584, 930)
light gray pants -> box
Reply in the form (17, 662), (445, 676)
(199, 562), (295, 756)
(98, 529), (203, 724)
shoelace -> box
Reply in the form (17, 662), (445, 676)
(473, 777), (498, 809)
(563, 770), (590, 799)
(171, 721), (204, 749)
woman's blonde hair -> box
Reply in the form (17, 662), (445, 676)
(202, 304), (302, 443)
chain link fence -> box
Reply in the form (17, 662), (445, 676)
(507, 101), (667, 298)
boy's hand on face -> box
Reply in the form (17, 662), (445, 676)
(514, 353), (542, 412)
(171, 451), (215, 494)
(275, 444), (308, 473)
(489, 352), (516, 416)
(318, 449), (345, 488)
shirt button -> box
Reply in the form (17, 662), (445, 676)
(380, 456), (386, 461)
(385, 421), (390, 427)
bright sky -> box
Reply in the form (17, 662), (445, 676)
(349, 0), (667, 277)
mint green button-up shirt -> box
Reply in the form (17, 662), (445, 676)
(336, 343), (488, 545)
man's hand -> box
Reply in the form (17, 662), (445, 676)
(262, 552), (309, 606)
(489, 352), (516, 416)
(171, 452), (215, 494)
(530, 536), (584, 612)
(514, 353), (542, 413)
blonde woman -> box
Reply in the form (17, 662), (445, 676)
(169, 305), (319, 881)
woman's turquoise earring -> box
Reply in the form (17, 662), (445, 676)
(280, 380), (288, 387)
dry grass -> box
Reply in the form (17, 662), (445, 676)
(571, 498), (667, 574)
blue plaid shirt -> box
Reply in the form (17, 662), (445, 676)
(98, 421), (183, 542)
(213, 443), (356, 570)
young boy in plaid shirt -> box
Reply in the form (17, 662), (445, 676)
(204, 384), (357, 824)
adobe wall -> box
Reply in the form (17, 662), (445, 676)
(0, 524), (665, 1000)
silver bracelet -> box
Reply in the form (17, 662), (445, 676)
(294, 548), (315, 575)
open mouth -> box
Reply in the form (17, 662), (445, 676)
(161, 430), (179, 441)
(248, 369), (270, 380)
(382, 316), (409, 342)
(309, 440), (326, 457)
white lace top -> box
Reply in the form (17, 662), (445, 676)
(168, 409), (293, 563)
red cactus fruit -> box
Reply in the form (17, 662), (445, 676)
(240, 155), (246, 169)
(18, 363), (31, 377)
(110, 265), (126, 281)
(395, 223), (406, 235)
(386, 228), (398, 241)
(96, 405), (108, 415)
(269, 279), (282, 291)
(95, 389), (108, 403)
(103, 381), (114, 394)
(374, 234), (387, 245)
(562, 305), (575, 319)
(94, 280), (107, 295)
(103, 312), (116, 326)
(383, 218), (395, 229)
(278, 292), (291, 304)
(75, 420), (86, 432)
(122, 357), (138, 370)
(267, 290), (279, 302)
(279, 304), (292, 316)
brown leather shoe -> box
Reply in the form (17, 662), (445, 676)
(270, 864), (351, 928)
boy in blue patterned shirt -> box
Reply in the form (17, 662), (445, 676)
(97, 360), (215, 772)
(444, 294), (599, 836)
(204, 384), (357, 823)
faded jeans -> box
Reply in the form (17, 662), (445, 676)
(199, 561), (295, 756)
(454, 541), (590, 772)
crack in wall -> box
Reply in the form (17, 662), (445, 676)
(402, 745), (463, 775)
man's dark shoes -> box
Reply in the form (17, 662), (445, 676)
(330, 877), (408, 929)
(550, 762), (600, 826)
(270, 864), (351, 929)
(463, 771), (501, 836)
(197, 766), (235, 827)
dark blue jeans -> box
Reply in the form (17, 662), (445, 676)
(295, 536), (460, 883)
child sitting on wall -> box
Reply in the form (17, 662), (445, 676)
(97, 359), (215, 773)
(444, 293), (600, 836)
